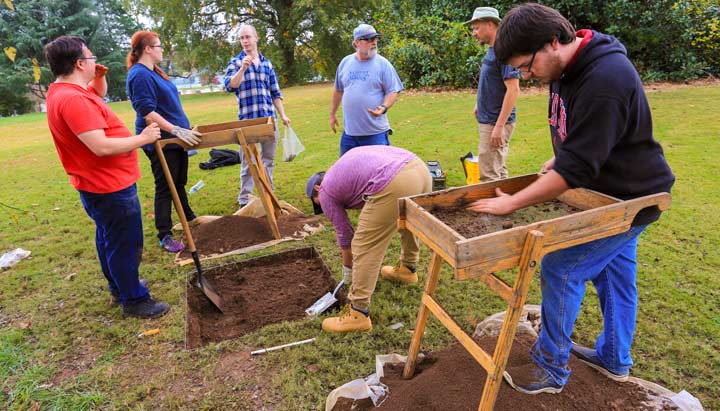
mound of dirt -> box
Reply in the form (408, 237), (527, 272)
(178, 213), (322, 259)
(332, 334), (679, 411)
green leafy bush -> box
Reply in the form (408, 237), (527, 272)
(370, 0), (718, 87)
(674, 0), (720, 73)
(375, 12), (481, 88)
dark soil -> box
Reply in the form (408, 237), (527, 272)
(178, 213), (322, 259)
(430, 200), (582, 239)
(186, 247), (345, 348)
(332, 334), (679, 411)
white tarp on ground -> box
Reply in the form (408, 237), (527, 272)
(325, 305), (704, 411)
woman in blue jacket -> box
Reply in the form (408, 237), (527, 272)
(126, 31), (202, 253)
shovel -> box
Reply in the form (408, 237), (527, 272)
(305, 279), (344, 316)
(153, 141), (224, 313)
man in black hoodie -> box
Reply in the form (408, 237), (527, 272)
(468, 3), (675, 395)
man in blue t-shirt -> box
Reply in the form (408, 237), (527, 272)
(330, 24), (404, 156)
(467, 7), (520, 181)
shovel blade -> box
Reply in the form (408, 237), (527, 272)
(190, 251), (223, 313)
(197, 275), (224, 313)
(305, 293), (337, 316)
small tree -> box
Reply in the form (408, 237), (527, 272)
(0, 0), (139, 112)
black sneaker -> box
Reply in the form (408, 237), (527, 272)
(570, 343), (629, 382)
(110, 278), (149, 306)
(122, 298), (170, 319)
(503, 362), (564, 394)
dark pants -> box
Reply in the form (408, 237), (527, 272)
(78, 184), (150, 305)
(144, 148), (196, 241)
(340, 130), (391, 157)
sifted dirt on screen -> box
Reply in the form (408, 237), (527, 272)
(331, 334), (679, 411)
(430, 200), (582, 239)
(178, 214), (322, 259)
(186, 247), (345, 348)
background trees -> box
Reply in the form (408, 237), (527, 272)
(373, 0), (719, 89)
(123, 0), (375, 86)
(0, 0), (138, 115)
(1, 0), (718, 115)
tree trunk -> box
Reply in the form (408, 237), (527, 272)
(270, 0), (302, 86)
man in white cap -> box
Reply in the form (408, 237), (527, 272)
(330, 23), (404, 156)
(467, 7), (520, 181)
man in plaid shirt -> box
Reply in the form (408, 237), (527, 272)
(224, 24), (291, 209)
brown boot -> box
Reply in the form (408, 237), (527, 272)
(380, 264), (418, 284)
(322, 304), (372, 333)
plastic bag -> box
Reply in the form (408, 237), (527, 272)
(0, 248), (31, 269)
(282, 126), (305, 162)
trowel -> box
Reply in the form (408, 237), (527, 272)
(305, 279), (344, 316)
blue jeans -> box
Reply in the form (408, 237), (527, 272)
(339, 130), (391, 156)
(532, 225), (647, 386)
(78, 184), (150, 305)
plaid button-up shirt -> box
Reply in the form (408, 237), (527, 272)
(224, 51), (282, 120)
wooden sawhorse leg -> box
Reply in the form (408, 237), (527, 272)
(403, 252), (443, 378)
(478, 230), (544, 410)
(403, 230), (545, 411)
(236, 130), (282, 240)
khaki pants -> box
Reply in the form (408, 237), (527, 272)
(349, 158), (432, 310)
(478, 122), (515, 182)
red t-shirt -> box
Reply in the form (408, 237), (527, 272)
(46, 82), (140, 193)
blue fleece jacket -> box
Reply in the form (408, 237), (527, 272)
(126, 64), (189, 151)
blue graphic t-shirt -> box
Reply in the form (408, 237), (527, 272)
(334, 54), (403, 136)
(476, 46), (520, 125)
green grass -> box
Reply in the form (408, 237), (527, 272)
(0, 83), (718, 410)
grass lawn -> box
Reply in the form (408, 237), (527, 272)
(0, 82), (718, 410)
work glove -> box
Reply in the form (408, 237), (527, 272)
(342, 265), (352, 285)
(171, 125), (203, 146)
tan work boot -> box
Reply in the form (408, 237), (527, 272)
(322, 304), (372, 333)
(380, 265), (418, 284)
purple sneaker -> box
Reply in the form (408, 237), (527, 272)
(160, 234), (184, 253)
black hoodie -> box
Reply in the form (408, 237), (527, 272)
(550, 30), (675, 226)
